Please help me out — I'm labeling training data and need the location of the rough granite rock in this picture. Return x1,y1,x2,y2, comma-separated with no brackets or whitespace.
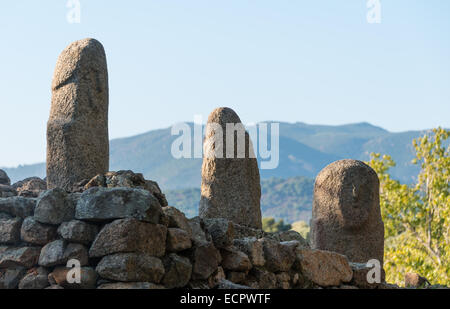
0,197,36,218
227,271,247,284
18,267,49,289
405,273,429,288
0,217,22,244
262,238,296,272
297,249,353,287
38,240,89,267
96,253,165,283
271,230,310,247
163,206,193,237
233,238,265,267
349,262,385,289
75,187,162,223
57,220,98,245
191,242,221,280
89,218,167,258
0,184,16,198
20,217,57,245
0,246,41,268
203,218,235,249
247,268,277,289
221,248,252,272
46,38,109,191
208,266,226,288
188,217,210,246
13,178,47,198
162,253,192,288
0,213,12,220
199,107,262,229
166,228,192,252
0,267,27,289
311,160,385,265
231,222,266,239
63,243,89,265
0,170,10,186
83,171,168,207
34,188,75,225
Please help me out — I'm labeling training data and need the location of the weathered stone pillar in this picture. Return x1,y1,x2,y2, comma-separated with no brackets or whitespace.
199,107,262,229
311,159,384,265
47,38,109,191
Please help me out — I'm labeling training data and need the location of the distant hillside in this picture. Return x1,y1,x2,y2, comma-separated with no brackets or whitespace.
260,176,314,223
164,188,200,218
2,122,431,189
165,176,314,224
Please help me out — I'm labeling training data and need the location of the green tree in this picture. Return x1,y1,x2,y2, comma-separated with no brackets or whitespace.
262,217,292,233
291,221,310,241
367,127,449,286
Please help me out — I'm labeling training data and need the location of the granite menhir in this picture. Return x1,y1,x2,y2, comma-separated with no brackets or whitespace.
199,107,262,229
47,38,109,191
311,159,384,265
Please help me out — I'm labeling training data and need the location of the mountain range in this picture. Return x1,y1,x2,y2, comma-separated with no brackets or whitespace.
2,121,427,189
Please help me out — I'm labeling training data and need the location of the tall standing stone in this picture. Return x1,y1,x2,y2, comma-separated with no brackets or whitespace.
199,107,262,229
311,159,384,265
47,38,109,191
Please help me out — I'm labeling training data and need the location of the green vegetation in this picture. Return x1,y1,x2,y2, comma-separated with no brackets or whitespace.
291,221,310,241
262,217,291,233
260,176,313,223
368,128,449,286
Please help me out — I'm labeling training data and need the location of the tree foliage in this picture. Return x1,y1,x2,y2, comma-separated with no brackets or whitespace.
262,217,292,233
291,220,310,241
367,127,449,286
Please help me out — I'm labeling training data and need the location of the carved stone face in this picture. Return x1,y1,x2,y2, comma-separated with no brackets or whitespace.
313,159,379,230
312,159,384,264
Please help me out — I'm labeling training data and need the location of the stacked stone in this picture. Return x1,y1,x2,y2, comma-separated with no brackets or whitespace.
184,215,363,289
13,178,47,198
0,172,47,199
0,168,400,289
0,170,14,198
0,170,176,289
0,183,96,289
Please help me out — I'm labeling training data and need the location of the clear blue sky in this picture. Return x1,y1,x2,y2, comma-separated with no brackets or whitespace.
0,1,449,167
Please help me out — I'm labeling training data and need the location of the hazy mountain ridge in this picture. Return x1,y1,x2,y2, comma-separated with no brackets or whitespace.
2,122,429,190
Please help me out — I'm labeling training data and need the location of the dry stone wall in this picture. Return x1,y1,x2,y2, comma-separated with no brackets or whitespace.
0,169,394,289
